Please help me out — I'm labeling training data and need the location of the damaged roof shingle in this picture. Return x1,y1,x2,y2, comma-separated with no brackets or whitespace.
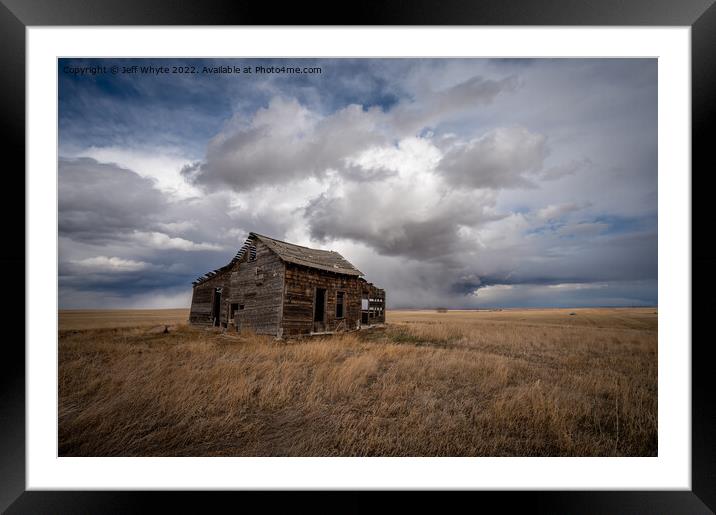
193,232,364,286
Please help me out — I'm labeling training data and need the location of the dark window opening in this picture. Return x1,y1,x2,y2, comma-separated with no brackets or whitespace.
249,245,257,261
314,288,326,322
239,304,245,310
336,291,345,318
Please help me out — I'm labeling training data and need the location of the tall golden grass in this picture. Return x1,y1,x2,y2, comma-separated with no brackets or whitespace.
58,308,657,456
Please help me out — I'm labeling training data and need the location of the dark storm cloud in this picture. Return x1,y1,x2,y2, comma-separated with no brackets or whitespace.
59,157,167,242
309,207,468,262
58,157,249,306
437,126,547,189
60,157,244,252
448,228,657,295
305,185,503,263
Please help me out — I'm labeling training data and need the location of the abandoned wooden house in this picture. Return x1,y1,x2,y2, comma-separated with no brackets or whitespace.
189,232,386,337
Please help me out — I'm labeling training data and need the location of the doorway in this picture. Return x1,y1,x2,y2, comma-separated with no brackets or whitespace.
313,287,326,332
211,288,222,327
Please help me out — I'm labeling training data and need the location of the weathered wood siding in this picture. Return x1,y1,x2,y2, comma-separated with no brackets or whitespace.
226,239,285,335
282,263,362,336
188,270,231,326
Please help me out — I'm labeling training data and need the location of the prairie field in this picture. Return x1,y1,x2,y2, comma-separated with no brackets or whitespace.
58,307,657,456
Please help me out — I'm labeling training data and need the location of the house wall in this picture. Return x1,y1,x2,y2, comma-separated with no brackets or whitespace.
282,263,362,336
362,282,386,324
226,238,285,335
188,270,231,326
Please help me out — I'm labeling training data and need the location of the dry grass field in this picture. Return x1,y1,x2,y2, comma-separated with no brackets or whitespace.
58,307,657,457
59,309,190,330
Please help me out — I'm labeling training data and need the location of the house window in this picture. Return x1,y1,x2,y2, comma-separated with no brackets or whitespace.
336,291,345,318
249,245,257,262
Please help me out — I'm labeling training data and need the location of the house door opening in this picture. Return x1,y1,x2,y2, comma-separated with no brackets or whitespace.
211,288,222,327
313,288,326,332
361,296,369,324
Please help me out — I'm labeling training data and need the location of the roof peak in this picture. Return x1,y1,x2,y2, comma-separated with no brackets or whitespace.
249,232,331,252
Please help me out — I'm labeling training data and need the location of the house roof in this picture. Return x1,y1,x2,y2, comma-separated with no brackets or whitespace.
250,232,363,276
193,232,364,285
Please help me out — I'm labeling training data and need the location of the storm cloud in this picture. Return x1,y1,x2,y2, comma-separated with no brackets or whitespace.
58,58,657,308
438,126,547,189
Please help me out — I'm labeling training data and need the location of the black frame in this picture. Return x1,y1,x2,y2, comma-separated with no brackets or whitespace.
3,1,713,512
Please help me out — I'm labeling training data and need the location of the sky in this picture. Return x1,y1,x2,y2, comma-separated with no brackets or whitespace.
58,58,657,309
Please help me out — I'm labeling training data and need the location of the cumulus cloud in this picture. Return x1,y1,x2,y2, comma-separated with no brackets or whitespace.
182,97,385,191
345,137,442,180
181,73,520,193
129,231,224,251
305,137,502,261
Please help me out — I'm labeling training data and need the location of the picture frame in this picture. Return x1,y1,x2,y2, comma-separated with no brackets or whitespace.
2,0,713,512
